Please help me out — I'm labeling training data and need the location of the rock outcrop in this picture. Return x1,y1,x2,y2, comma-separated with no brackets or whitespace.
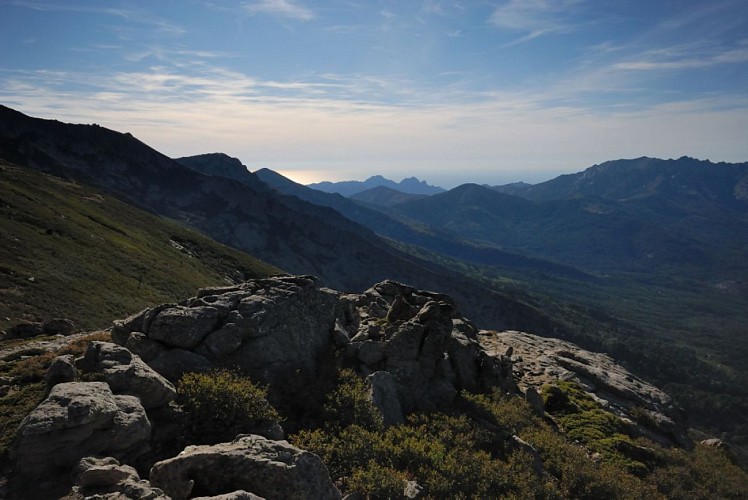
149,434,341,500
336,280,516,416
6,276,702,499
111,276,517,421
480,330,691,448
15,382,152,477
75,341,176,410
112,276,340,387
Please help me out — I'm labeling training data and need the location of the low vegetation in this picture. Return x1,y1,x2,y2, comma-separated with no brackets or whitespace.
0,161,279,333
177,369,280,445
290,369,748,499
392,240,748,457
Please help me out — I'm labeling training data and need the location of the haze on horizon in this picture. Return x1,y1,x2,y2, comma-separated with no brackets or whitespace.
1,0,747,188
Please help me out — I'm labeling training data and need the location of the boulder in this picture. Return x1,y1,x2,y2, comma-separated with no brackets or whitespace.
70,456,169,499
76,341,176,409
6,321,42,339
42,318,76,336
193,491,265,500
15,382,151,476
150,348,213,383
110,276,341,395
76,456,139,488
368,371,405,427
150,434,341,500
125,332,167,362
44,354,77,389
148,305,221,349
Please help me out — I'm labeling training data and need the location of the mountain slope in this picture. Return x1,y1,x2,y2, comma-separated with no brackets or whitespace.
497,156,748,208
0,106,562,334
348,185,428,207
251,166,592,280
394,178,748,281
0,160,279,332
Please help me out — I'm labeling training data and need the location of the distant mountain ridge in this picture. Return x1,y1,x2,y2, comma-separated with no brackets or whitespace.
308,174,445,196
254,166,594,281
391,157,748,279
492,156,748,208
349,185,428,207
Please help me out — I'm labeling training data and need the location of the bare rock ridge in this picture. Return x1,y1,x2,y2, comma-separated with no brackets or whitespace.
480,330,691,448
11,275,691,499
110,275,516,419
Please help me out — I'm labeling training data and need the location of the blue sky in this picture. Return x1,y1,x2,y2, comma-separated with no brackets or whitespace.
1,0,747,187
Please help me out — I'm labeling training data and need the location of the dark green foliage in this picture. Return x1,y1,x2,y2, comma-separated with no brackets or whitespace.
323,369,383,432
300,382,748,499
541,381,650,474
0,383,44,465
177,370,280,445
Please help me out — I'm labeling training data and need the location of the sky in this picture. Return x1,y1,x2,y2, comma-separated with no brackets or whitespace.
1,0,747,188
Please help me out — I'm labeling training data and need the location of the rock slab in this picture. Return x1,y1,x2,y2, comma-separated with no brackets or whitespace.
150,434,341,500
15,382,151,477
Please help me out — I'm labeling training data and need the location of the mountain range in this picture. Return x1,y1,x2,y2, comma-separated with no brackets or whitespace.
1,105,747,462
0,105,558,336
307,174,445,196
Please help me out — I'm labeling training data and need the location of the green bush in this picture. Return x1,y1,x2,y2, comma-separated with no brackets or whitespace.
177,369,280,445
293,377,748,498
323,369,383,432
346,460,409,499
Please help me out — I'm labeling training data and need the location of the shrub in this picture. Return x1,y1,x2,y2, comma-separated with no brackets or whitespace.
177,369,279,445
323,369,383,432
346,460,409,499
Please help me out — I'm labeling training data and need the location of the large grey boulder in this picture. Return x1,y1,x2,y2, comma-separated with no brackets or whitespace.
193,492,265,500
149,305,221,349
76,341,176,409
15,382,151,477
149,434,341,500
111,276,340,391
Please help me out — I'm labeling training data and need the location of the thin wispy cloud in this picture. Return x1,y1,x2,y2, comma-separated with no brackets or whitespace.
2,0,746,185
243,0,314,21
489,0,583,41
614,46,748,71
8,1,186,37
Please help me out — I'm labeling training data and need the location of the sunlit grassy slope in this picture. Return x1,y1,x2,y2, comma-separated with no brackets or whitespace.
0,161,280,332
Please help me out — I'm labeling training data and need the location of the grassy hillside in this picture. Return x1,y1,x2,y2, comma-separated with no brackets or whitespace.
0,161,280,332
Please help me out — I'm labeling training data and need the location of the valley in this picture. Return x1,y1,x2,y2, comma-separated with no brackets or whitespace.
0,106,746,497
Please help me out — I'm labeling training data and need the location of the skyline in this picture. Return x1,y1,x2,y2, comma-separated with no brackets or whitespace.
1,0,747,187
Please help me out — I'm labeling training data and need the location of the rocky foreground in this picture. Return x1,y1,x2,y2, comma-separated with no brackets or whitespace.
6,276,693,499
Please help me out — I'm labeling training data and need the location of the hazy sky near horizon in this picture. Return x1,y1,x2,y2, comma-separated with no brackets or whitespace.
1,0,747,187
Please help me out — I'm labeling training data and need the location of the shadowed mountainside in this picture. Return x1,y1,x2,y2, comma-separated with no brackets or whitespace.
0,160,280,332
348,185,428,207
0,106,561,334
